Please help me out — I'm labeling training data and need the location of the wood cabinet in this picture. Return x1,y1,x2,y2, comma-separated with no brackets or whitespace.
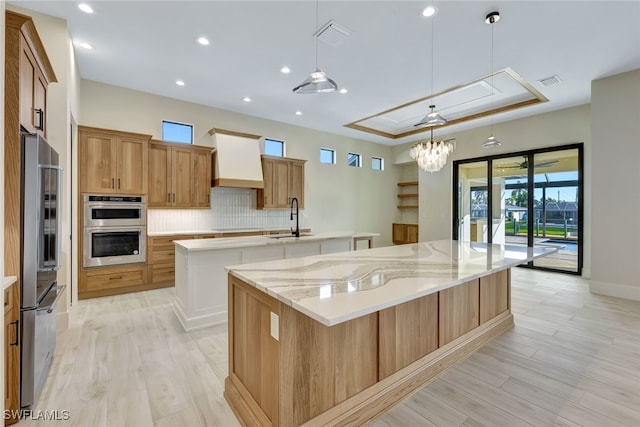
19,33,48,138
392,223,419,244
79,126,150,195
148,140,212,208
147,235,193,286
257,155,306,209
5,14,55,423
4,282,20,425
78,265,149,299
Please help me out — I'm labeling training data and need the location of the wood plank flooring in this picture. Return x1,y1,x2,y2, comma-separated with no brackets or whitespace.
20,268,640,426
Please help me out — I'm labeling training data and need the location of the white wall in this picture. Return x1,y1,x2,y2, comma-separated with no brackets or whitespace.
80,80,399,243
7,4,82,321
392,104,592,276
591,69,640,300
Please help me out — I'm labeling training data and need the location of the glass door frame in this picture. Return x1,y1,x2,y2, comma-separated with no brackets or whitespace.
452,143,584,275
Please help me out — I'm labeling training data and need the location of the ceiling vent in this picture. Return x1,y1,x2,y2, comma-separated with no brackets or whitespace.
314,20,351,47
538,74,562,86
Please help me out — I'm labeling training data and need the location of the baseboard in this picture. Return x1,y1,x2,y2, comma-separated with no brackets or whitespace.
590,280,640,301
172,298,227,331
56,311,69,331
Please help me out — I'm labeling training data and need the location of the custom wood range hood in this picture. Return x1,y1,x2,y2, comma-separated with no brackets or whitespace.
209,128,264,189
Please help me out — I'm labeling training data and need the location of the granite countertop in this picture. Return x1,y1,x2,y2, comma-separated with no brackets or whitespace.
174,231,375,251
3,276,17,291
227,240,556,327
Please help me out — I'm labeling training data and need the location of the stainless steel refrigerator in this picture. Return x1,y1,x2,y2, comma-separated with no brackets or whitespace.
20,132,65,409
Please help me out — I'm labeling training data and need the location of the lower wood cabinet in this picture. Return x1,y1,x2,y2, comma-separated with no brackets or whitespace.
392,223,419,244
4,281,20,425
147,235,193,286
79,265,148,299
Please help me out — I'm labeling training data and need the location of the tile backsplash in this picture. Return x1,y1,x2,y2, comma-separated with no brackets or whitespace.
147,187,302,232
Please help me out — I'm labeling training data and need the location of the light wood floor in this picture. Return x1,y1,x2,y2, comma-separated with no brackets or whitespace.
21,269,640,426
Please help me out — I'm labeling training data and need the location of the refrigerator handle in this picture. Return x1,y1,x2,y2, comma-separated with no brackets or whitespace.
55,167,63,271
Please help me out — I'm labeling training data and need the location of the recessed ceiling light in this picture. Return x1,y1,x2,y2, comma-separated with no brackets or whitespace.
295,111,302,116
280,66,291,74
421,6,437,17
176,80,185,86
339,88,348,94
78,3,94,14
243,97,251,102
195,36,210,46
78,42,93,50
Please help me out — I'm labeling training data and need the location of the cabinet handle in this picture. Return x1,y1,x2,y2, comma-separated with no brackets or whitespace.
264,196,267,204
112,178,115,189
10,320,19,346
173,193,176,203
109,276,123,280
34,108,44,130
167,193,171,203
207,194,210,203
168,270,175,274
118,178,121,189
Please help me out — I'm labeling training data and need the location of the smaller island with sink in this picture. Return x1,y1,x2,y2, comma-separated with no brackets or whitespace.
172,231,377,331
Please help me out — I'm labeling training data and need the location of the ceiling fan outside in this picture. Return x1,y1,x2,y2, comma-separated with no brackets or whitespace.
498,157,559,169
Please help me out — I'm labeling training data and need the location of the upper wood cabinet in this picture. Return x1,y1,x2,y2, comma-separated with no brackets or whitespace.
79,126,150,195
16,28,53,138
257,155,306,209
148,140,212,208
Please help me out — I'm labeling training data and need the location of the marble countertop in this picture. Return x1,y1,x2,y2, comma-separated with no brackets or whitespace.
3,276,17,291
227,240,556,327
174,231,378,252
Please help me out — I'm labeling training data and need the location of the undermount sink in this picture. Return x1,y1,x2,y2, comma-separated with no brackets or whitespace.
266,233,314,239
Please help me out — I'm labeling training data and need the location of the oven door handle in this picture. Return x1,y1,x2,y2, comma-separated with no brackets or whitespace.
36,285,66,313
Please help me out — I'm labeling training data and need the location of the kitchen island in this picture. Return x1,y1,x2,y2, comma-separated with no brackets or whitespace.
173,231,377,331
224,240,556,426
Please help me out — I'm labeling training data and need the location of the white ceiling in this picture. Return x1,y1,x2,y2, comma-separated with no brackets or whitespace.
10,1,640,146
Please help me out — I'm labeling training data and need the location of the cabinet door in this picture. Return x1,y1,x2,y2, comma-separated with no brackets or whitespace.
406,224,419,243
172,147,193,207
148,143,172,207
4,284,20,425
272,160,290,207
288,161,305,208
34,72,47,138
81,132,118,193
117,136,148,194
392,223,406,244
19,38,36,134
192,150,211,207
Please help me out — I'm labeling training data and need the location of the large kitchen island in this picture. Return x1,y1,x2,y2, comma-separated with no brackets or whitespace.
224,240,556,426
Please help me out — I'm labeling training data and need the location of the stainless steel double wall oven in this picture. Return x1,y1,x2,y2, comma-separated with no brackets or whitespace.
83,195,147,268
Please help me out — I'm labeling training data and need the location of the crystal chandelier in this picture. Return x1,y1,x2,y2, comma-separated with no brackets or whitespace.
409,126,455,173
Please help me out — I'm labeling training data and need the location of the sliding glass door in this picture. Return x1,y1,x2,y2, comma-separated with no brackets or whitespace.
453,144,583,275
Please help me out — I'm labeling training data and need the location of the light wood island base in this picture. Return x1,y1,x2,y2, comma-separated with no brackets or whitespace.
225,269,513,427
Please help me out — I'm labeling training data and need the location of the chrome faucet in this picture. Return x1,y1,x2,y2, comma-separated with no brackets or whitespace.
290,197,300,237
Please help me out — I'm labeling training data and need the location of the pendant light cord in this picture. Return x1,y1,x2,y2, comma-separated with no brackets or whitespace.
490,16,495,136
315,0,319,69
430,9,434,114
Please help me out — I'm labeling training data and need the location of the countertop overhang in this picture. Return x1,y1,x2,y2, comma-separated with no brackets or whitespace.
227,240,556,326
